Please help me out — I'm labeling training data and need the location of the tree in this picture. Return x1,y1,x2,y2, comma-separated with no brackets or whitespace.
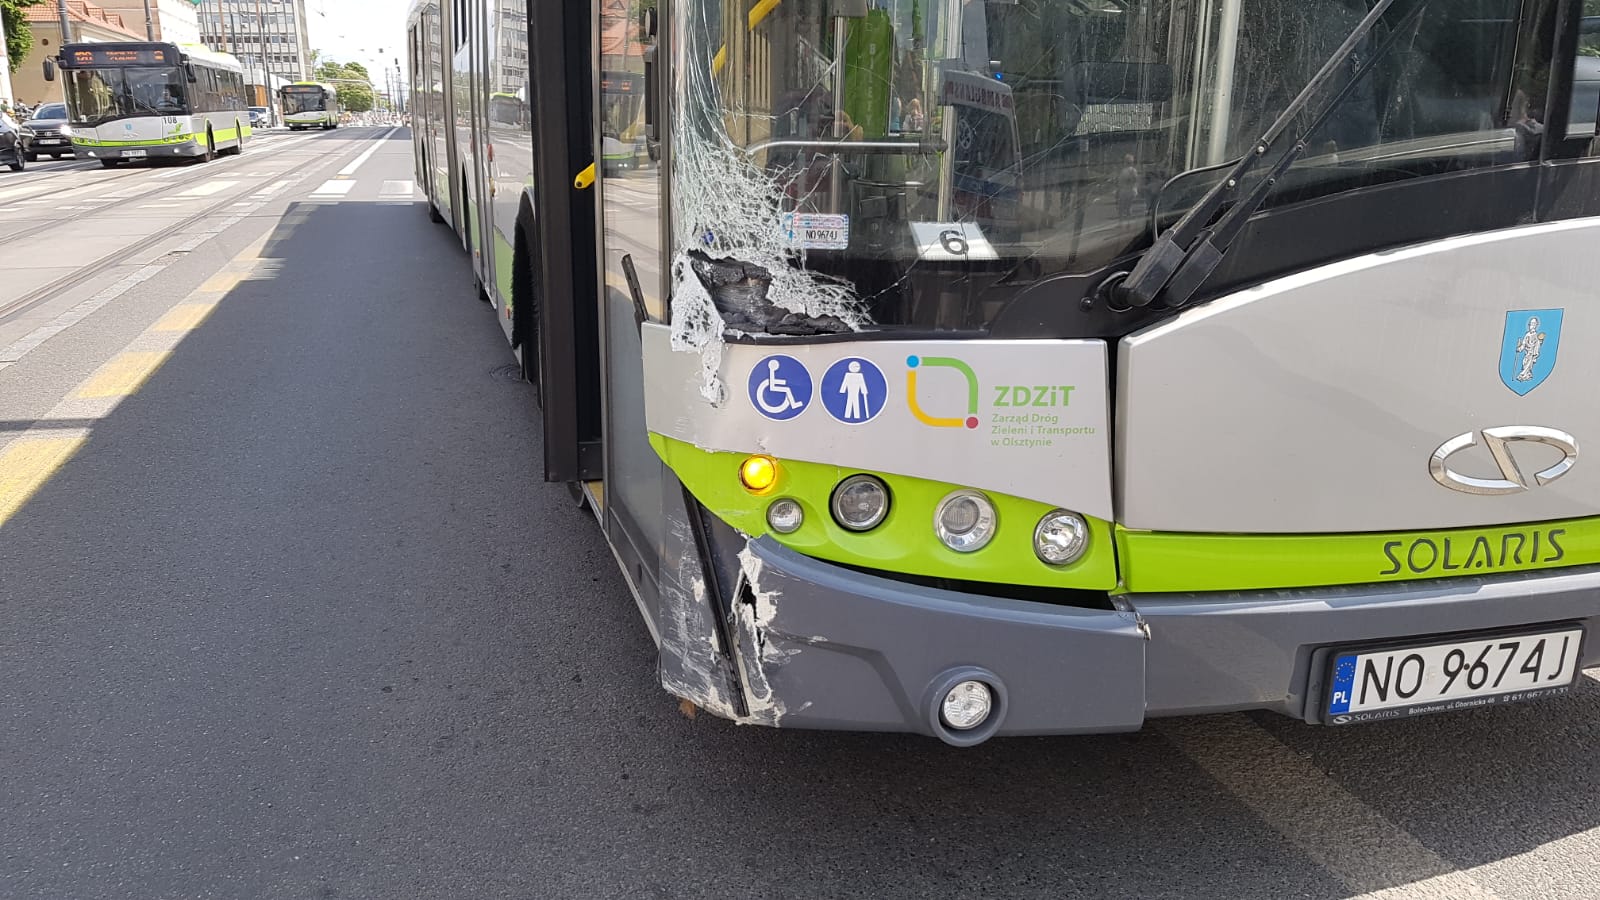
335,81,374,113
2,0,47,76
312,59,377,113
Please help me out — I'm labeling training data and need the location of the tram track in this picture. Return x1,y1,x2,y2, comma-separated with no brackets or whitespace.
0,129,370,327
0,131,319,246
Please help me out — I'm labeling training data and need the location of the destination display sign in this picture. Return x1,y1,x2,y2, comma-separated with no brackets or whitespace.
65,46,176,67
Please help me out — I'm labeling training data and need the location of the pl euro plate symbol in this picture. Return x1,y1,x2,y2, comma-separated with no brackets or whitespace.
1430,426,1578,495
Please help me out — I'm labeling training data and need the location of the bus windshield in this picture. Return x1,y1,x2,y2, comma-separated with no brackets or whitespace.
64,66,188,125
282,90,329,114
683,0,1541,329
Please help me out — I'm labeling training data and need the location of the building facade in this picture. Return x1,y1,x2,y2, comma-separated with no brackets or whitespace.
198,0,311,82
12,1,146,106
96,0,203,45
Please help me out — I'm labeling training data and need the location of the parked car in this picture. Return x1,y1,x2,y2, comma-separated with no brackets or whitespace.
0,112,30,172
23,103,72,160
248,106,270,129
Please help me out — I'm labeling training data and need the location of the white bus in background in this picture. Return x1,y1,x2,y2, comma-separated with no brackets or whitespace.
280,83,342,130
48,42,250,167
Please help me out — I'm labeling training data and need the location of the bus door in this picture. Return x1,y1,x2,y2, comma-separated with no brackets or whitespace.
524,0,604,490
466,0,493,292
595,0,670,619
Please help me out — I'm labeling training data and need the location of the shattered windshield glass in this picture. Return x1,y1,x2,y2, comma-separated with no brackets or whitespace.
672,0,1535,334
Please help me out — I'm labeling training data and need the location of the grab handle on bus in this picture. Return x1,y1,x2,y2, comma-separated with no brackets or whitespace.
574,163,596,190
641,7,658,143
643,44,658,143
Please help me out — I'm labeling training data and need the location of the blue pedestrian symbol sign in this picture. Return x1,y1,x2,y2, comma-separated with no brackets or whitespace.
820,357,886,424
1499,308,1562,396
748,355,812,420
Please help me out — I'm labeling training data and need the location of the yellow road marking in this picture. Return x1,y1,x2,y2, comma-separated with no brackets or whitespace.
197,269,247,294
76,351,172,399
150,303,219,332
0,437,87,527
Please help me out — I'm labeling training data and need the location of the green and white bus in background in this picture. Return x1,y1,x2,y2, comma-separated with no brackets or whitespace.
280,83,341,130
412,0,1600,744
49,42,250,167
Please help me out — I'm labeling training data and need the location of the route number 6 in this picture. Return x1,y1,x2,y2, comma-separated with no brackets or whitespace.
939,229,969,256
911,222,999,261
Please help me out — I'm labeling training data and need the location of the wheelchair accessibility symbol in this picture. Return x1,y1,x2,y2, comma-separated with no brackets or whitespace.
747,355,813,421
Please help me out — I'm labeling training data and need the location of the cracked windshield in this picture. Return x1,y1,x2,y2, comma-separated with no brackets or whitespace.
682,0,1533,329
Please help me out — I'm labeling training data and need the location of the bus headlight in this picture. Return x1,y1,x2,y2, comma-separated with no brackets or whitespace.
766,498,804,534
934,490,996,552
830,475,889,532
58,125,72,136
1033,509,1089,565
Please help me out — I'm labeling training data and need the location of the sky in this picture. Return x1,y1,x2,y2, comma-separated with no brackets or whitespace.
303,0,410,85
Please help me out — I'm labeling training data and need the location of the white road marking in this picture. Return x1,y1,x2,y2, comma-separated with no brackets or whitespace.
252,179,291,198
137,203,184,209
311,180,355,197
335,127,399,176
380,180,415,197
1160,717,1499,898
177,180,237,197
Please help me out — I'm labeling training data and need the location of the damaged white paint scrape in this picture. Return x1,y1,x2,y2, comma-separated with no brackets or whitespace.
731,544,796,726
668,2,869,406
655,516,743,720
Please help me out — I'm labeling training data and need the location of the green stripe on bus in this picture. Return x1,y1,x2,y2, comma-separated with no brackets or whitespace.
74,136,194,146
650,434,1119,590
1116,515,1600,593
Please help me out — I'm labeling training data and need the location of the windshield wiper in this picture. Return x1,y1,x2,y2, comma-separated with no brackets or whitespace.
1107,0,1422,312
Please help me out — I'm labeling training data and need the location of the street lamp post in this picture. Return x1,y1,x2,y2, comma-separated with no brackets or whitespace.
142,0,155,40
56,0,73,45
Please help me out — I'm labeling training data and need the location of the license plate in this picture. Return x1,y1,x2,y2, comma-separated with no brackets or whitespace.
124,150,147,158
1326,625,1585,724
39,138,62,144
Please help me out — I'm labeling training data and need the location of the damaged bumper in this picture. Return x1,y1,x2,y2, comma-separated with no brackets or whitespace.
708,538,1600,743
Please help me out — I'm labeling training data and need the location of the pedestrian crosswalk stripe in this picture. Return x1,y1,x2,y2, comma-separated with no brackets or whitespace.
312,179,356,197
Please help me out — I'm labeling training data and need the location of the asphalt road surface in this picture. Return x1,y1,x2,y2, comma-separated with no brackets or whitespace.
1,128,1597,900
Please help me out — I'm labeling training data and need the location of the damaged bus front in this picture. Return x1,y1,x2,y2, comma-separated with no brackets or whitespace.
421,0,1600,744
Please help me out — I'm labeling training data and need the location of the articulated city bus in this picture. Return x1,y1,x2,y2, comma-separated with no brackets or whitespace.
48,42,251,167
410,0,1600,744
280,83,341,130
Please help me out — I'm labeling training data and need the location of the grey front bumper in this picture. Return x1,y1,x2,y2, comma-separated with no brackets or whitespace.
78,141,203,160
725,538,1600,741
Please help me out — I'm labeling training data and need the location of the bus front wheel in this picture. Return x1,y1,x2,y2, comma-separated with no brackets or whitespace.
201,131,216,163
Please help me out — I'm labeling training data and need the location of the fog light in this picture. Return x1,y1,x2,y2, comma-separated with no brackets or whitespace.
1034,509,1089,565
766,498,804,534
934,489,996,552
940,680,992,730
830,474,889,531
739,455,779,493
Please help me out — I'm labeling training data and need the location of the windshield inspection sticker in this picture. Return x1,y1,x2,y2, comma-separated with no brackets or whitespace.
748,355,812,420
781,213,850,250
820,357,887,424
910,222,998,261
